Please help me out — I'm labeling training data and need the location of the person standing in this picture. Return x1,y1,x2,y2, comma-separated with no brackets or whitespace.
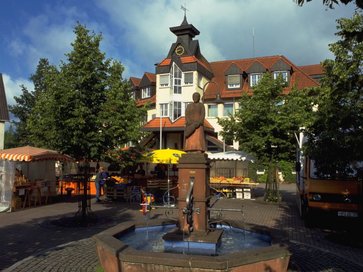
95,167,106,202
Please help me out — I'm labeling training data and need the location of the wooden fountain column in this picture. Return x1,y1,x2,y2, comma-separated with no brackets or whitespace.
178,153,210,233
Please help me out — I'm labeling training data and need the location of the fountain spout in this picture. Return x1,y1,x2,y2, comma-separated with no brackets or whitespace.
182,176,195,233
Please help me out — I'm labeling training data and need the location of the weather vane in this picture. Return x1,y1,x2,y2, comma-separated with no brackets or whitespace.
181,0,188,17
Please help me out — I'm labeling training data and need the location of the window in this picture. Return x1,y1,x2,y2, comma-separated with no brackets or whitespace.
273,71,288,82
223,103,233,116
184,72,193,85
173,63,182,94
159,74,170,87
141,87,151,98
160,103,168,117
208,104,218,117
250,73,262,87
173,101,182,120
227,75,241,88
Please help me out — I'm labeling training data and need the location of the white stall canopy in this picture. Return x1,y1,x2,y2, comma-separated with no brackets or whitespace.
207,151,254,178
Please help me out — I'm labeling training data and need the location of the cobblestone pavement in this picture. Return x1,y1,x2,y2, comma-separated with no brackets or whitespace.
1,184,363,272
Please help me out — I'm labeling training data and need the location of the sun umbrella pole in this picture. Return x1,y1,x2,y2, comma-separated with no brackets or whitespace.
167,163,170,206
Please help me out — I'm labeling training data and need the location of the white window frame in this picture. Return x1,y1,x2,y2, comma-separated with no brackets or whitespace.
159,74,170,87
250,73,262,87
207,104,218,117
160,103,169,117
183,72,193,85
273,71,288,82
172,101,182,120
172,63,182,94
141,87,151,99
227,75,241,89
223,103,234,116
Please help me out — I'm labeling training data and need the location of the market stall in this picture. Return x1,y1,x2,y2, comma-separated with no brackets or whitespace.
0,145,72,211
208,151,257,199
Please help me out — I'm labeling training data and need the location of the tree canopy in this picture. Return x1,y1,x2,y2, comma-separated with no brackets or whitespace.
218,73,317,201
11,23,146,162
218,74,316,164
305,12,363,177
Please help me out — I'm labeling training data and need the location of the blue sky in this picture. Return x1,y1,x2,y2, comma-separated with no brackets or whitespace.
0,0,357,105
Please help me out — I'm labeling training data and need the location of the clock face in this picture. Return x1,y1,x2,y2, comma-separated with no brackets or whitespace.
175,45,184,56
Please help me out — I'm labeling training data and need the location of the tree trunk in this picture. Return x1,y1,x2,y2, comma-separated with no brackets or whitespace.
264,161,281,202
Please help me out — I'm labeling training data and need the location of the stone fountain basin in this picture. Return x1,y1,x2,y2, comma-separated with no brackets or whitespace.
94,219,291,272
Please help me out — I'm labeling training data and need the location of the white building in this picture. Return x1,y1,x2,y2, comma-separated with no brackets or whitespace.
130,16,323,152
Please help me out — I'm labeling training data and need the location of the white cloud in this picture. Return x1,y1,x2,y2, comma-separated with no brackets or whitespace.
2,0,356,83
2,74,34,106
96,0,355,76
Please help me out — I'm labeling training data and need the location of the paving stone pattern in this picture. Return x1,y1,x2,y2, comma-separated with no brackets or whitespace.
1,184,362,272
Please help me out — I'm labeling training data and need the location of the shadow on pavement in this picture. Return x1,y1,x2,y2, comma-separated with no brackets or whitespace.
0,200,144,270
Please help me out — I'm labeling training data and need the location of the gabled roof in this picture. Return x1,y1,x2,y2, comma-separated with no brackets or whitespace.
143,117,214,132
203,55,321,100
130,77,141,87
144,72,156,83
0,74,9,121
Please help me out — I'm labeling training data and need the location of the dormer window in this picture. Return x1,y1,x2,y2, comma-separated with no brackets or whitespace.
183,72,193,85
141,87,151,99
159,74,170,87
273,71,288,82
250,73,262,87
227,75,241,89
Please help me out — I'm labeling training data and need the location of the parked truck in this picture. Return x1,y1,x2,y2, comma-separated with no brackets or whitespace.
295,132,362,223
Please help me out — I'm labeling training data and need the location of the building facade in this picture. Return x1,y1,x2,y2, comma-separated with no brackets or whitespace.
130,16,324,152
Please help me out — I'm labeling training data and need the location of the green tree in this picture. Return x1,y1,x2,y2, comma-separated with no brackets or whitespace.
24,24,145,161
219,74,316,201
99,61,146,155
23,23,145,221
305,12,363,177
4,123,17,148
9,58,58,146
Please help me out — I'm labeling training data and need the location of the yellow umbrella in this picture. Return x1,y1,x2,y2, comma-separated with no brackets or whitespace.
143,149,186,206
145,149,186,164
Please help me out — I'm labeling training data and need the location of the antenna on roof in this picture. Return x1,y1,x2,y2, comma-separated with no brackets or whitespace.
252,28,255,58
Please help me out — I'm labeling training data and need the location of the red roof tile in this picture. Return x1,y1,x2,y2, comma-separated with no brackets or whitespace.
130,77,141,87
298,64,324,76
136,95,156,106
158,55,212,73
145,72,156,83
159,58,171,66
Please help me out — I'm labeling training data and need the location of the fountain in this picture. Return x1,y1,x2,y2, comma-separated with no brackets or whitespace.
94,92,290,271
